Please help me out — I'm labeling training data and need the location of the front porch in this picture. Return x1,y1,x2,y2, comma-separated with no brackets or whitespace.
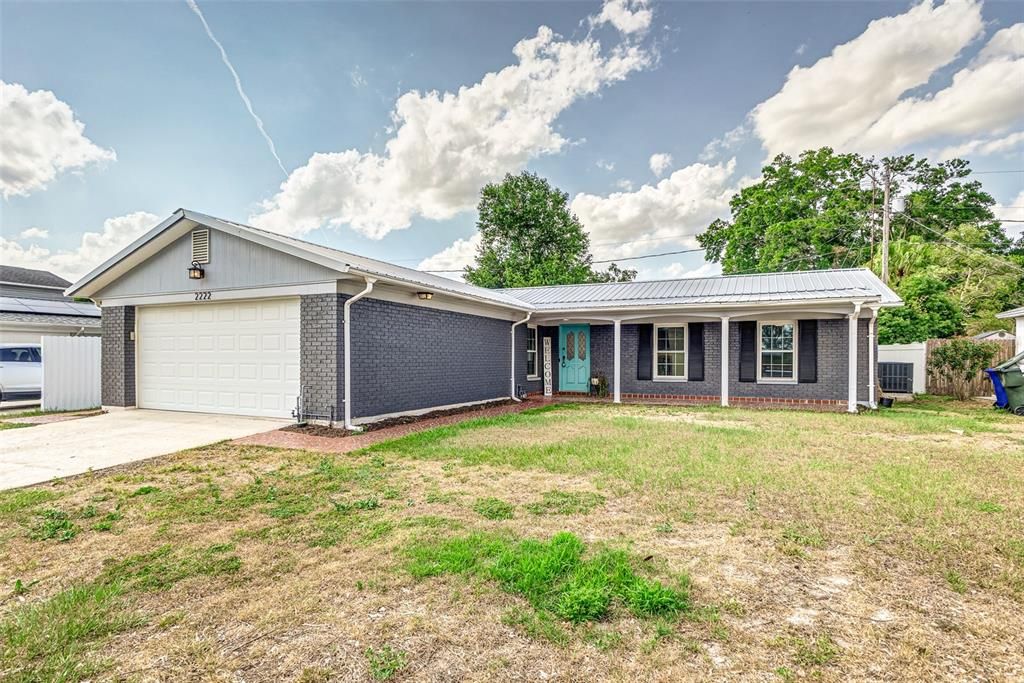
517,303,880,413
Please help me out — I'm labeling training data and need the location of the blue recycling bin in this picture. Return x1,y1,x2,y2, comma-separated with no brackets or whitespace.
986,368,1009,409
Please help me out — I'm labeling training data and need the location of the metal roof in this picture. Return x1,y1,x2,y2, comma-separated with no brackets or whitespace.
0,311,101,327
66,209,901,314
501,269,901,310
997,306,1024,319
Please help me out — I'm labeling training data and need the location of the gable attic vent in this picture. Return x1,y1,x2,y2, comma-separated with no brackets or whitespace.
191,229,210,264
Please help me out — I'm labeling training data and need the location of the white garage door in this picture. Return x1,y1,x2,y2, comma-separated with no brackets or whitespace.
137,298,300,418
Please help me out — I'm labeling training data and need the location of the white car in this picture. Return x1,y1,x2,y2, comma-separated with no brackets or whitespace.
0,344,42,401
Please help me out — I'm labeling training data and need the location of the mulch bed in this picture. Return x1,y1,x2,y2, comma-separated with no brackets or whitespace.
280,399,519,438
235,399,537,454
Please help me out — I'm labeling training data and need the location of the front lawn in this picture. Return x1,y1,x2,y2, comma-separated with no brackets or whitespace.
1,398,1021,681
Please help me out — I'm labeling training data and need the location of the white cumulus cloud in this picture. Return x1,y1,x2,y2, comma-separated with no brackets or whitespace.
648,152,673,176
856,31,1024,153
417,233,481,277
571,159,737,256
251,5,652,240
591,0,653,36
995,190,1024,239
0,211,159,280
975,23,1024,63
751,0,985,158
18,227,50,240
0,81,116,199
937,130,1024,161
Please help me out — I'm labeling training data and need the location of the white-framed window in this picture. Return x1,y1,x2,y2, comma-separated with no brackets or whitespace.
758,321,797,382
526,325,539,378
653,324,687,380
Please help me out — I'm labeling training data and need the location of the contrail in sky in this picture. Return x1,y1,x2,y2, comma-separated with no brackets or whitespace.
185,0,287,176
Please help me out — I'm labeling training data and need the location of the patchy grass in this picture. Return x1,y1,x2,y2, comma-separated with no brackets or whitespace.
0,582,142,682
0,397,1021,680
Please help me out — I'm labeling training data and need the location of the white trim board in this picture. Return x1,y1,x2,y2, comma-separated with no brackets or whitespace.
97,281,337,308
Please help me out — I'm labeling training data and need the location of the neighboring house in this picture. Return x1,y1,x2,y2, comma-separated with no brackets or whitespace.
996,307,1024,355
0,265,101,343
972,330,1016,343
66,209,902,425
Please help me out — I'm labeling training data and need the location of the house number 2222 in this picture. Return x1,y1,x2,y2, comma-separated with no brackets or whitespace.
194,291,212,301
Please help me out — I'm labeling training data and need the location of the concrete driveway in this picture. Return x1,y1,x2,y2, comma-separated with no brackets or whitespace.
0,410,285,490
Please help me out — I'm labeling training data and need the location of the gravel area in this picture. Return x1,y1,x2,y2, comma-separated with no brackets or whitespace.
233,399,539,453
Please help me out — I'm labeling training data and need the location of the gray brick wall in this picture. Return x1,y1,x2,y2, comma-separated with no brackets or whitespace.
101,305,135,407
299,294,344,419
516,317,875,404
348,298,511,418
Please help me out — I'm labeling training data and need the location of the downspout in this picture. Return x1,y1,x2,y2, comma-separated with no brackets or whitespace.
510,311,532,402
344,277,376,431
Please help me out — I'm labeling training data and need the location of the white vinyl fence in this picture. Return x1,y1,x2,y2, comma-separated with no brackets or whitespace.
41,335,101,411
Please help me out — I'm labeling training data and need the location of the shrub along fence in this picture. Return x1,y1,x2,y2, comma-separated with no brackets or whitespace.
925,338,1015,397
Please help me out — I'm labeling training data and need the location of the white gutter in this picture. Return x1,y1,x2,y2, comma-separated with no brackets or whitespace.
344,277,376,430
510,312,532,401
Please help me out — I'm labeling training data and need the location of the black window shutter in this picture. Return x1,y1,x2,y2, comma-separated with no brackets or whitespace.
798,320,818,383
738,321,757,383
637,324,653,381
688,323,704,382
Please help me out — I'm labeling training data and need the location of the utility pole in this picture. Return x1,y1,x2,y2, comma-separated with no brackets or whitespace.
881,162,891,285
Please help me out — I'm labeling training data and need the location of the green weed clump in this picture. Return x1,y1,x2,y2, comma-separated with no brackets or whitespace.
525,490,604,516
473,497,515,520
406,531,689,625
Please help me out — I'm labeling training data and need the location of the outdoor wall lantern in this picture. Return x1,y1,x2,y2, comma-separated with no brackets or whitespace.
188,261,205,280
416,291,433,300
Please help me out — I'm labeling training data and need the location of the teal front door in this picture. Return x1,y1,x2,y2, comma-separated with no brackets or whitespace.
559,324,591,392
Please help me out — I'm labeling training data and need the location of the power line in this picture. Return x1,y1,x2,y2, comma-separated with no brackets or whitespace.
971,170,1024,175
592,247,706,264
900,213,1024,276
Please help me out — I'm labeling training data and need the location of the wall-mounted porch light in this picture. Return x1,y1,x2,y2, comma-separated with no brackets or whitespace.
188,261,205,280
416,291,433,301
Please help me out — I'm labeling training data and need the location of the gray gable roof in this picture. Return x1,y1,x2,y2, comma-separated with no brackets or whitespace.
501,269,901,310
0,265,71,289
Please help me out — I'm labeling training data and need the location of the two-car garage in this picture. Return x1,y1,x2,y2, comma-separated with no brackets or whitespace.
136,298,300,418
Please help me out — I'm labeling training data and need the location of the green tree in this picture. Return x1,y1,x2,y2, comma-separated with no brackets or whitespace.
877,274,964,344
464,172,636,288
698,149,1005,275
927,338,1001,401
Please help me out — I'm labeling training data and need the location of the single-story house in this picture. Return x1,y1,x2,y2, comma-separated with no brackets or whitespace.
996,306,1024,355
66,209,901,426
972,329,1016,343
0,265,101,343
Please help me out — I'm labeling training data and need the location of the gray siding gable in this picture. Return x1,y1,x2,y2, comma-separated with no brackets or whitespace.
95,228,342,299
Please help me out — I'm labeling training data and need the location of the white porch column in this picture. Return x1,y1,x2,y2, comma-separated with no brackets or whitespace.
847,303,862,413
867,307,878,409
720,316,730,407
613,319,622,404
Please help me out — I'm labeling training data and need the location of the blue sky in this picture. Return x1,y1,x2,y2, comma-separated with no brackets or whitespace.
2,0,1022,282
